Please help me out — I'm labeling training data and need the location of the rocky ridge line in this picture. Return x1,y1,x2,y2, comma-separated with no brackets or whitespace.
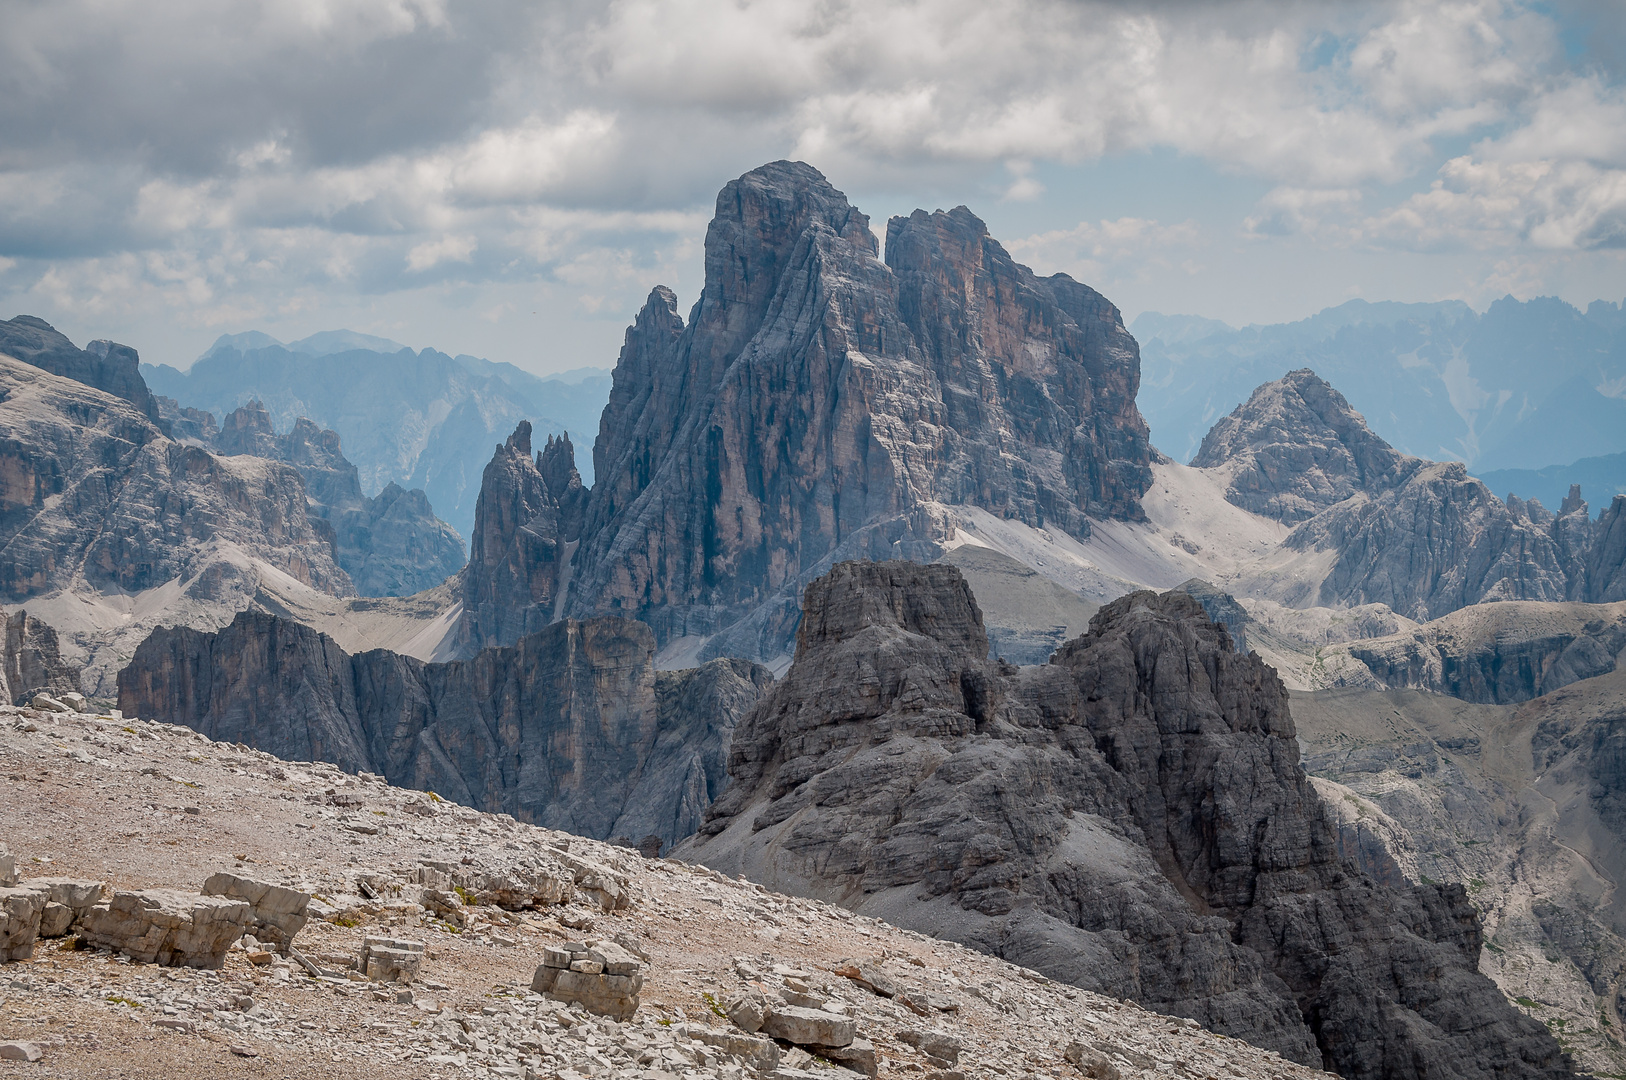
681,559,1571,1080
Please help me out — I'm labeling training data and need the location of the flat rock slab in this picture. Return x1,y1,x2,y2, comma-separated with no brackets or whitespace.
761,1005,856,1049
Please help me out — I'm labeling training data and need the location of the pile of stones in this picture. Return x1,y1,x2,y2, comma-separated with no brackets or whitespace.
531,938,645,1021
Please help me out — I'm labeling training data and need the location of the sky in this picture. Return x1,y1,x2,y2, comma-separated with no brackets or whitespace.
2,0,1625,376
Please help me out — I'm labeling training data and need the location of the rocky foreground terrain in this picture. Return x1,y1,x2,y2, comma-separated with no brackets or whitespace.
0,699,1337,1080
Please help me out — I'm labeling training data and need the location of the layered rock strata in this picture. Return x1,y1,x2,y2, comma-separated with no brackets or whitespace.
1201,369,1626,619
213,400,465,596
0,316,163,425
458,161,1154,660
117,611,771,846
0,348,351,603
1,610,80,706
680,560,1568,1080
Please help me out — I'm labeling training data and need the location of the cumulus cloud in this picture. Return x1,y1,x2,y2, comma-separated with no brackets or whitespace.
0,0,1622,360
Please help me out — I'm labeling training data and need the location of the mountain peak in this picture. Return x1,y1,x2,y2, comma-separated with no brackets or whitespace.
1193,368,1415,523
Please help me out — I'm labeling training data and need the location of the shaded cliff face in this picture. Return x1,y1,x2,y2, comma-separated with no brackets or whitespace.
0,354,351,602
0,316,163,426
117,610,771,848
213,401,466,597
1,610,80,705
458,161,1153,660
1339,600,1626,704
679,560,1568,1080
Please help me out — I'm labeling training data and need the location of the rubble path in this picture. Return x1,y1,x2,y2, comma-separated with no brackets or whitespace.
0,703,1332,1080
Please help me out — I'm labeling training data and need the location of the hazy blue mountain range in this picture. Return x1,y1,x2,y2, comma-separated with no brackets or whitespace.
1477,450,1626,516
1132,295,1626,474
144,333,612,541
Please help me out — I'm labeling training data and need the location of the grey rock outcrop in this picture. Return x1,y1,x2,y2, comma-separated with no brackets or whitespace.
0,350,351,603
0,316,163,425
76,889,250,968
1,610,80,705
200,873,310,952
681,560,1568,1080
117,611,771,846
1193,368,1414,523
1342,600,1626,704
213,400,465,596
457,161,1154,661
1201,370,1626,621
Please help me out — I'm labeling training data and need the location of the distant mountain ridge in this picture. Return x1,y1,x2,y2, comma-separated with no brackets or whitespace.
143,337,613,539
1134,295,1626,470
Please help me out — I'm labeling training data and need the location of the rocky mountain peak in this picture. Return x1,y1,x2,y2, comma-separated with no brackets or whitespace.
460,161,1154,661
1562,482,1589,517
684,559,1569,1079
0,315,163,426
1193,368,1415,522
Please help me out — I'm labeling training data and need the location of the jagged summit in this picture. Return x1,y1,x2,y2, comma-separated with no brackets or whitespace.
1193,368,1416,522
459,160,1155,661
681,559,1570,1079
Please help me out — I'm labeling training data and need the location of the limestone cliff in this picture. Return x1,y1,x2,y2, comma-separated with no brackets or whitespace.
680,560,1569,1080
1200,370,1623,621
213,401,465,597
0,316,163,425
457,161,1153,660
117,611,771,848
1,610,80,705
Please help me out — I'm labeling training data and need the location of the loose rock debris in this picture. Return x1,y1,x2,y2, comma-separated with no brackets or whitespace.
0,700,1335,1079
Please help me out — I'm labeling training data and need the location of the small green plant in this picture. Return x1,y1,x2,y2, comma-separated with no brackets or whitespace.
701,991,728,1020
428,791,443,803
1468,878,1488,890
331,913,363,928
1516,996,1540,1008
372,810,387,816
454,885,479,906
105,996,143,1008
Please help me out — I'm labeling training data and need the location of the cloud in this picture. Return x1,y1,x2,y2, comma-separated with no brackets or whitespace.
0,0,1622,362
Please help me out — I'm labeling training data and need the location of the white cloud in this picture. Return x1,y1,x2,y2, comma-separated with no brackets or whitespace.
406,233,477,271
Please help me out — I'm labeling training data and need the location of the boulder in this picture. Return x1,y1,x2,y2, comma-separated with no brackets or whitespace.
201,872,310,951
723,987,770,1033
30,693,73,714
531,938,644,1020
359,936,424,983
59,691,90,712
818,1036,878,1077
0,1041,43,1062
761,1005,856,1049
688,1026,781,1074
898,1028,963,1067
76,890,250,968
0,886,47,961
0,847,16,888
27,878,106,937
832,958,897,998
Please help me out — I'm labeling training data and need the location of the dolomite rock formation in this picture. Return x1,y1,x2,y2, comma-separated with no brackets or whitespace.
213,400,465,596
0,348,352,603
200,873,310,952
117,611,771,847
457,161,1154,661
76,889,251,968
1193,368,1414,524
1201,369,1626,621
680,560,1568,1080
532,940,645,1020
1340,600,1626,704
1,610,80,706
0,316,162,425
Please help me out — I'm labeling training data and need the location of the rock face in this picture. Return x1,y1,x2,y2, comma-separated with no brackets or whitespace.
457,161,1154,661
680,560,1568,1080
76,889,250,968
1,610,80,705
1339,600,1626,704
0,350,351,604
213,400,465,596
117,611,771,847
1202,370,1626,621
0,316,162,425
1193,369,1413,523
